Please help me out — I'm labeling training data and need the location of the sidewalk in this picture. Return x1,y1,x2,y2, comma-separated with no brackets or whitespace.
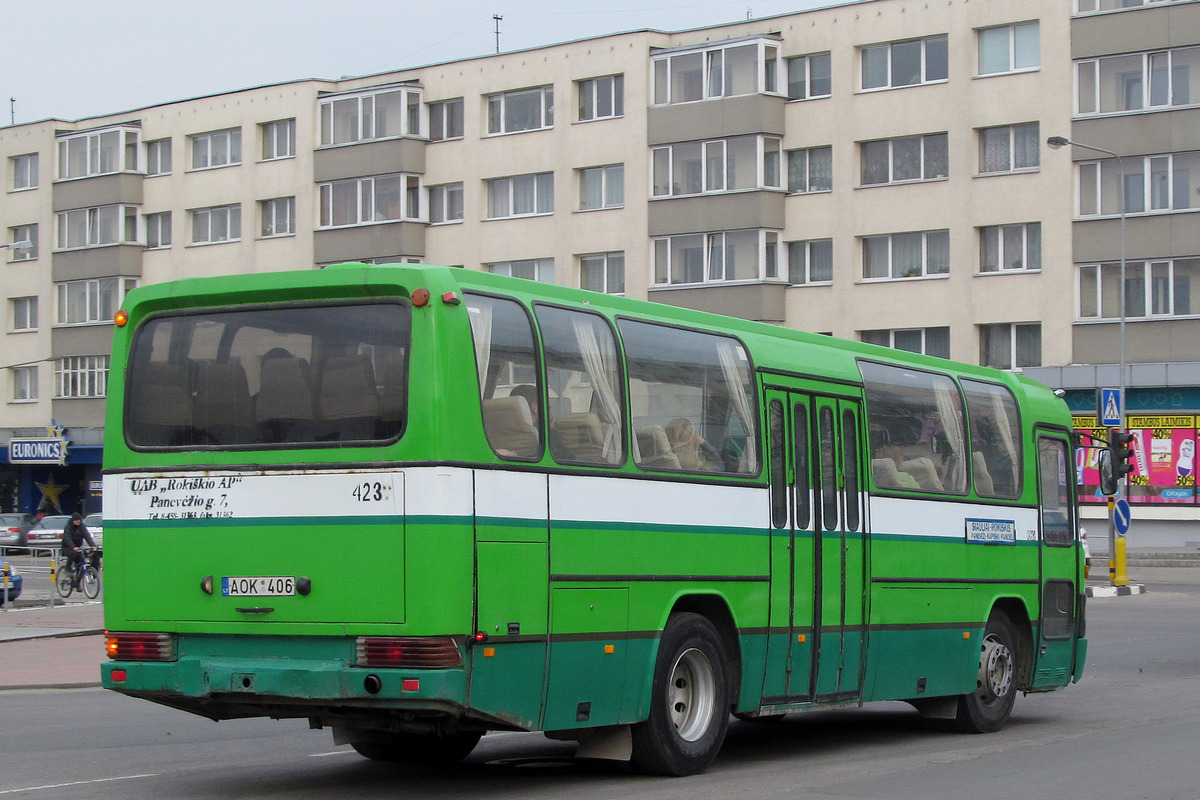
0,601,105,689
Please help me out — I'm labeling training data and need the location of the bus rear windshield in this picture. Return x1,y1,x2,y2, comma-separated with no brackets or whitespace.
124,302,410,448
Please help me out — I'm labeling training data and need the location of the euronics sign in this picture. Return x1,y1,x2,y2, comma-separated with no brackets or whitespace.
8,438,68,464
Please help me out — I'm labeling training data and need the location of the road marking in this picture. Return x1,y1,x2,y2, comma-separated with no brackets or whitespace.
0,773,155,795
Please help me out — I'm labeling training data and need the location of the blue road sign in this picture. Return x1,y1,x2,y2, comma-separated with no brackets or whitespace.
1100,388,1123,427
1113,497,1132,535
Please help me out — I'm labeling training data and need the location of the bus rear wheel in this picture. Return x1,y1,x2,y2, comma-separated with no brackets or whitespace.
955,610,1018,733
349,730,483,765
631,612,730,776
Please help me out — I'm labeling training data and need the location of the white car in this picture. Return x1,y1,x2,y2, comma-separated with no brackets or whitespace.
84,513,104,548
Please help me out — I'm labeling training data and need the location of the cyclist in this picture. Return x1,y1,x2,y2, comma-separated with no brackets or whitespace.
62,513,96,588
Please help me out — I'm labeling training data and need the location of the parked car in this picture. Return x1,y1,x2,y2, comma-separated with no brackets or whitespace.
0,560,22,605
0,513,35,549
84,513,103,548
25,514,70,554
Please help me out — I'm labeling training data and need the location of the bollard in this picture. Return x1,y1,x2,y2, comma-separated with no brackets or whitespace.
1113,534,1129,586
2,560,8,608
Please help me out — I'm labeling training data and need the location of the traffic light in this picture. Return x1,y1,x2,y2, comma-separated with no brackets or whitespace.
1109,430,1136,479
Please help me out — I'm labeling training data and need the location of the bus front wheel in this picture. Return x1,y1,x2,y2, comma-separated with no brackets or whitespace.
631,612,730,776
955,610,1018,733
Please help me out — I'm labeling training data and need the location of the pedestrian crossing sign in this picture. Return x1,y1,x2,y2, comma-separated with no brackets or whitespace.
1099,388,1122,427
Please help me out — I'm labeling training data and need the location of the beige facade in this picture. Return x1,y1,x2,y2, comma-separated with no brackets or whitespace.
4,0,1198,537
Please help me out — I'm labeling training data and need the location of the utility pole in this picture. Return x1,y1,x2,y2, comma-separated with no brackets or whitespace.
494,15,503,54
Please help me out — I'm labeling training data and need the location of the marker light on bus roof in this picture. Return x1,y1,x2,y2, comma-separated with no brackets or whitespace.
441,291,461,305
411,288,431,307
114,309,128,327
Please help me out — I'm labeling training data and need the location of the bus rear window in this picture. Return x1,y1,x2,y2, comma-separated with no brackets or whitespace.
125,302,410,448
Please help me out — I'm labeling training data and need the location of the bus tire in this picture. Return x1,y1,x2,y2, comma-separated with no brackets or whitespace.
955,610,1018,733
631,612,730,776
350,730,482,765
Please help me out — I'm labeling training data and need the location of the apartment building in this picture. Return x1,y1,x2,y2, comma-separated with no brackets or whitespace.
2,0,1195,541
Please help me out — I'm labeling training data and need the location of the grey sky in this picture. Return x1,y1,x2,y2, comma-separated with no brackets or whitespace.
6,0,837,125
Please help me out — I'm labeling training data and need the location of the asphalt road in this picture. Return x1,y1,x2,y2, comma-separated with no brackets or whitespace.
2,580,1198,799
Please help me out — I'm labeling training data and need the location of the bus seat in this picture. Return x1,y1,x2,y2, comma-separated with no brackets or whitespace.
973,451,996,496
902,457,944,491
256,356,315,442
554,411,604,463
316,355,381,440
130,362,193,445
193,362,254,444
872,457,902,489
635,425,681,470
482,396,540,458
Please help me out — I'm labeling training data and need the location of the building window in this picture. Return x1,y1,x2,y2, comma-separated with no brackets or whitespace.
260,197,295,237
261,119,296,160
11,296,37,332
145,212,171,249
190,128,241,170
578,75,624,121
320,86,422,145
57,126,138,179
787,239,833,284
10,153,38,190
580,252,625,294
1077,0,1196,11
979,323,1040,369
319,174,420,227
56,355,109,398
56,277,136,326
8,224,37,261
978,21,1039,76
653,135,782,197
862,327,950,358
145,139,171,176
1078,257,1200,320
863,230,950,280
652,39,781,105
579,164,624,210
653,229,781,285
1076,46,1199,115
12,365,37,401
487,86,554,135
787,146,832,193
1078,152,1200,216
56,205,137,250
429,99,464,141
428,183,464,223
860,133,947,185
486,173,554,218
980,223,1041,273
861,36,948,90
786,52,831,100
978,122,1039,174
487,258,555,283
191,204,241,244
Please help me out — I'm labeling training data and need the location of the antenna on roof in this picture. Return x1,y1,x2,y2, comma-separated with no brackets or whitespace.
746,7,753,20
494,15,503,54
9,98,14,126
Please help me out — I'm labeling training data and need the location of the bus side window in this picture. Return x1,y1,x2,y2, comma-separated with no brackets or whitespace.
465,293,544,460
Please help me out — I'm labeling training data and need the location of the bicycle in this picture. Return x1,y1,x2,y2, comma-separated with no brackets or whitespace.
56,547,101,600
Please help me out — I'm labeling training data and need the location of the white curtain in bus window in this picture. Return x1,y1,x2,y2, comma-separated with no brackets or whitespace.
860,360,967,494
465,293,542,460
961,379,1023,499
618,319,758,475
533,305,625,466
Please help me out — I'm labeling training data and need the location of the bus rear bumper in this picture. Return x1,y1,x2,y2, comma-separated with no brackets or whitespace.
101,658,470,721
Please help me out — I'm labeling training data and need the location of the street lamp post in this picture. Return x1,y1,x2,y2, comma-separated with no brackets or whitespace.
1047,135,1129,586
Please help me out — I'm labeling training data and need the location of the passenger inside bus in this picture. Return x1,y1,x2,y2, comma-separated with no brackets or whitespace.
665,418,723,472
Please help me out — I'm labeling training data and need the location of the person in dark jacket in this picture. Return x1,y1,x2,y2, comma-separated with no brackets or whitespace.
62,513,96,587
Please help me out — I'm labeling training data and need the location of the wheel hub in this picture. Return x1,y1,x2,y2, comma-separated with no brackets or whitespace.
977,633,1014,706
668,647,716,742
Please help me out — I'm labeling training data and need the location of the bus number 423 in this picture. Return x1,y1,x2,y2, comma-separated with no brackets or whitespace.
352,481,388,502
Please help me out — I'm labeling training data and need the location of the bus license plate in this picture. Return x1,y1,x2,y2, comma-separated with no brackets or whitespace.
221,576,295,597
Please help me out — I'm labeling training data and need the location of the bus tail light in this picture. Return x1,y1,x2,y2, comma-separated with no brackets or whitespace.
355,636,462,668
106,632,177,662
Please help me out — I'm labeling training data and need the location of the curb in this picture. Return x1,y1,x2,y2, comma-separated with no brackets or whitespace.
1086,583,1146,597
0,681,102,691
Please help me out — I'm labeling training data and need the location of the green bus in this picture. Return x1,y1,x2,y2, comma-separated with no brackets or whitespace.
100,264,1086,776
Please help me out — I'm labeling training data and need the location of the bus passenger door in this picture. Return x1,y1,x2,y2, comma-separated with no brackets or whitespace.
812,398,866,701
763,392,816,703
1033,433,1081,688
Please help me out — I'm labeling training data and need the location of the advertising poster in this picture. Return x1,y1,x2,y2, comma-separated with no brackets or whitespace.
1074,415,1196,504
